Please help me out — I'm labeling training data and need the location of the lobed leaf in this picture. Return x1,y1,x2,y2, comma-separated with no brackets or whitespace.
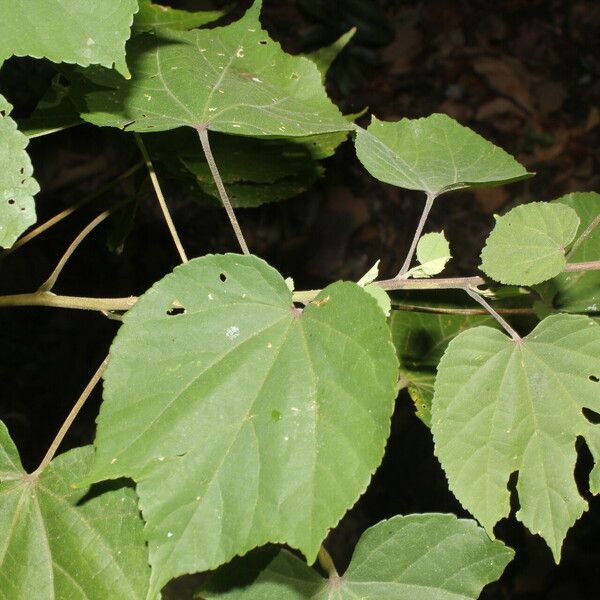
0,0,138,76
432,314,600,560
354,113,532,196
0,95,39,248
199,514,514,599
480,202,580,285
0,421,151,600
78,0,352,136
86,254,399,596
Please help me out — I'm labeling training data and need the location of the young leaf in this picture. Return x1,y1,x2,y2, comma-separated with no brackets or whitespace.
0,421,151,600
390,309,496,427
0,95,39,248
431,314,600,561
133,0,224,33
480,202,580,285
0,0,138,76
354,113,532,196
199,514,513,599
86,254,399,595
405,231,451,278
536,192,600,313
78,0,352,136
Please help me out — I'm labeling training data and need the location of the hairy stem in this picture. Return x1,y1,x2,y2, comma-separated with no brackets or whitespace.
397,191,436,278
566,213,600,260
0,292,136,311
32,355,109,476
317,545,338,578
38,207,115,292
4,161,143,256
464,287,522,342
135,133,188,263
196,126,250,255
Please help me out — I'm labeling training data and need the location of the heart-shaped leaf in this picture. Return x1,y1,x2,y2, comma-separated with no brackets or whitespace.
0,95,39,248
480,202,580,285
199,514,513,599
354,114,532,196
78,0,352,136
0,421,151,600
432,314,600,560
0,0,138,76
406,231,451,278
86,254,399,595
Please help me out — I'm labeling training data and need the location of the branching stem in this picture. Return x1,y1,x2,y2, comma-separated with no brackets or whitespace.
464,287,522,342
196,125,250,255
135,133,188,263
397,191,436,278
32,355,109,476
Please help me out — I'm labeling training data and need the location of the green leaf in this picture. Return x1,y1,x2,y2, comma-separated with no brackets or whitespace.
0,0,138,77
363,284,391,317
480,202,580,286
406,231,451,278
354,113,532,196
0,421,151,600
391,309,496,427
431,314,600,561
200,514,513,599
304,29,356,80
536,192,600,313
0,95,39,248
78,0,352,136
86,254,399,595
133,0,224,33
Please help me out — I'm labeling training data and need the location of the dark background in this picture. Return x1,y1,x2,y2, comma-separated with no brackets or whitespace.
1,1,599,598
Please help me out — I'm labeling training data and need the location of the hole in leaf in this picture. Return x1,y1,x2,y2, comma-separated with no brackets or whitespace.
219,273,227,282
290,73,299,80
259,40,267,45
583,407,600,424
167,306,185,316
293,301,304,309
7,199,15,205
19,167,24,175
589,375,599,383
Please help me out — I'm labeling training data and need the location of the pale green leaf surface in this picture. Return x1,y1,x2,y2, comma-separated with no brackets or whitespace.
354,114,532,196
133,0,223,33
432,314,600,561
0,0,138,76
87,254,399,596
536,192,600,313
200,514,513,600
480,202,580,285
304,29,356,80
0,422,151,600
390,309,496,427
357,260,380,286
0,96,39,248
364,283,391,317
79,0,352,136
406,231,451,278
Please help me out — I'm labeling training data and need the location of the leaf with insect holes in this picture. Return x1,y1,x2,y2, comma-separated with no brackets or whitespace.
0,95,39,248
77,0,352,136
406,231,451,278
0,421,152,600
535,192,600,313
85,254,399,596
354,114,532,196
133,0,224,33
198,514,513,600
480,202,580,285
432,314,600,561
390,308,497,427
0,0,138,76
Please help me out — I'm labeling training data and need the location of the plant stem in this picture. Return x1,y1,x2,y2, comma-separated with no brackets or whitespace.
32,355,109,476
563,259,600,271
38,207,115,292
397,191,436,278
3,161,143,256
464,287,522,342
196,125,250,255
566,213,600,260
390,303,534,316
317,545,338,578
135,133,188,263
